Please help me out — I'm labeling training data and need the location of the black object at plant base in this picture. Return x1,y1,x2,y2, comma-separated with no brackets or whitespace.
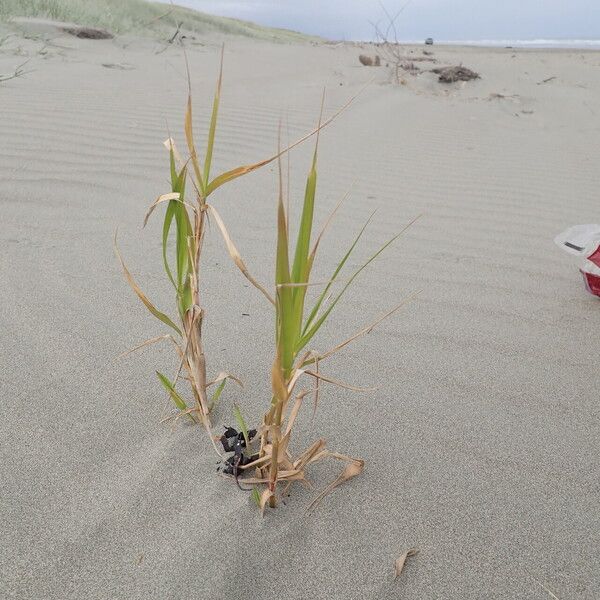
219,427,258,478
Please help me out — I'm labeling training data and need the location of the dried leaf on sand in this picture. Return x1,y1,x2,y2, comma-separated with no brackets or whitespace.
394,548,419,580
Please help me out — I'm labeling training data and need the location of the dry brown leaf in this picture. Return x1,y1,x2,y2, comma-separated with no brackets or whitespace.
205,204,275,305
293,439,327,470
307,456,364,511
306,290,422,365
119,334,182,358
303,370,378,392
394,548,419,580
114,232,181,336
259,488,274,516
206,371,243,388
284,389,311,436
238,453,271,471
163,137,184,167
312,355,320,422
243,470,303,485
142,192,196,228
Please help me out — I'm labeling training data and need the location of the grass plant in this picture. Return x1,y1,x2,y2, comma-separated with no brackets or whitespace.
235,108,420,512
116,50,417,510
115,50,277,445
115,50,342,449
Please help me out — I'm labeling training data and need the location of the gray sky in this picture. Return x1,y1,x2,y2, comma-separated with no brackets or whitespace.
178,0,599,41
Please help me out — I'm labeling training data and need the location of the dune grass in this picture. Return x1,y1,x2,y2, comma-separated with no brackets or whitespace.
0,0,318,42
237,110,420,512
116,50,418,512
115,49,331,453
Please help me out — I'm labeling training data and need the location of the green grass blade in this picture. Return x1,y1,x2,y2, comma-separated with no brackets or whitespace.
297,216,419,353
286,135,321,359
156,371,189,412
174,204,191,290
162,161,188,290
290,159,317,287
203,46,223,184
301,212,374,337
169,143,178,189
250,487,261,507
233,403,250,448
168,164,192,308
275,153,297,374
162,201,177,289
209,378,227,410
290,92,323,294
276,192,291,288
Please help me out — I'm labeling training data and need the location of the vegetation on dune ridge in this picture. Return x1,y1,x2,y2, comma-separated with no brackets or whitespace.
0,0,319,42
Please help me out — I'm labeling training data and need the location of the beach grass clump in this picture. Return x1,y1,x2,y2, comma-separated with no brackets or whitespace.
233,107,420,512
116,50,417,511
115,51,336,449
115,51,284,445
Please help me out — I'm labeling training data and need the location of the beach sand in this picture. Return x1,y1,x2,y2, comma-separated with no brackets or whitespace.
1,22,600,599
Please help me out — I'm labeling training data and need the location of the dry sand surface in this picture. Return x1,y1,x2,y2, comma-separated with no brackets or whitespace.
1,21,600,600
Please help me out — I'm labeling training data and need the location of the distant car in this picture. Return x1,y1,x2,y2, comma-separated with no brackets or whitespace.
425,38,434,45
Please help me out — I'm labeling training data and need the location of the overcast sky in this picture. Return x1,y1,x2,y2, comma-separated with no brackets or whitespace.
178,0,599,41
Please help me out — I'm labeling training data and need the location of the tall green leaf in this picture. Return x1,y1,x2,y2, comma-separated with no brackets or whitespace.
297,220,418,353
156,371,194,422
301,213,374,337
275,158,295,374
203,46,224,185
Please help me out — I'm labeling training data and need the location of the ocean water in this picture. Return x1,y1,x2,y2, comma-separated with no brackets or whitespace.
416,39,600,49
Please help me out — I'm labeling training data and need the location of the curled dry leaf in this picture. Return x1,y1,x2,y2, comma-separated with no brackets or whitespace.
307,455,364,511
259,488,275,515
163,137,184,168
394,548,419,580
143,192,196,228
206,371,243,388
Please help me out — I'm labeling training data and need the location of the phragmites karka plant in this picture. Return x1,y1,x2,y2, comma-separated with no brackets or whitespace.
116,50,418,511
227,108,420,512
115,50,348,447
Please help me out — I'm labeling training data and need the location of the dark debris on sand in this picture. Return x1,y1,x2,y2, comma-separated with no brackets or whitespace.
218,426,258,480
432,65,480,83
62,27,114,40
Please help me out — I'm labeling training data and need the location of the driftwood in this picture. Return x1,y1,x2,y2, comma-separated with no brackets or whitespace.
359,54,381,67
62,27,114,40
432,65,480,83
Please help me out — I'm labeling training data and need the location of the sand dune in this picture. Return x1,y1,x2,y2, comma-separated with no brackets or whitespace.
1,20,600,600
